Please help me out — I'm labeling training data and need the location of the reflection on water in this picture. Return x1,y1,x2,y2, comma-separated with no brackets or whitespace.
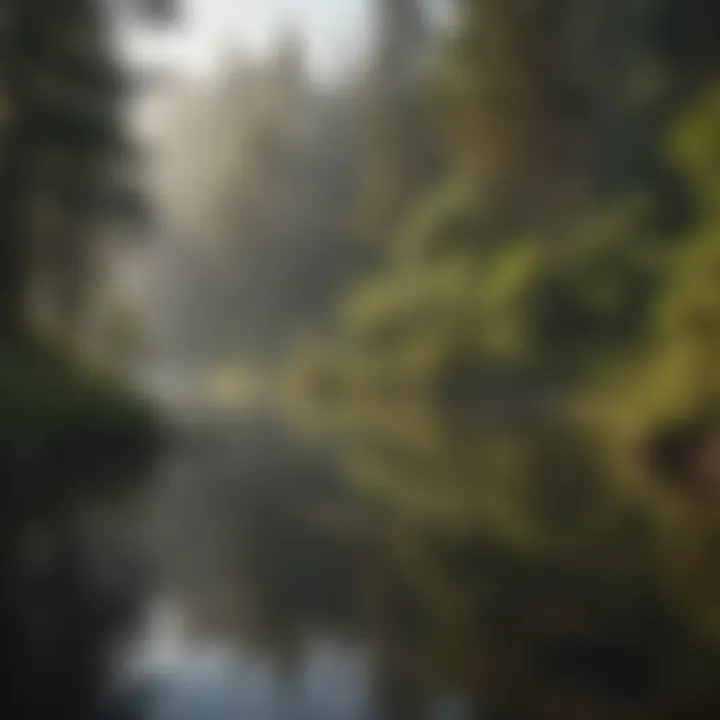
110,412,475,720
116,599,470,720
120,599,377,720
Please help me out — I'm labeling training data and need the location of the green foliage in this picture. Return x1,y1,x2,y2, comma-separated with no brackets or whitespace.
590,88,720,479
287,2,720,715
0,334,162,524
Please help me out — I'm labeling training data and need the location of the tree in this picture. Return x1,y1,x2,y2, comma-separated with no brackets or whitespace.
148,34,365,364
360,0,442,241
0,3,168,719
288,2,720,716
0,0,162,344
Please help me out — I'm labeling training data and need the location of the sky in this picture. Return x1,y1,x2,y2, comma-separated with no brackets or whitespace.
121,0,371,78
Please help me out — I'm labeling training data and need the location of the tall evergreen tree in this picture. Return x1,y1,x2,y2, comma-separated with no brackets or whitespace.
0,0,154,344
360,0,441,241
0,3,167,719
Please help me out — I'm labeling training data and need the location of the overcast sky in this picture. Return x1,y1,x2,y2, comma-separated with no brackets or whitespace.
121,0,371,78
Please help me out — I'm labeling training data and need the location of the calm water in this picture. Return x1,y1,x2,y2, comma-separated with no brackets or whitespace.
110,411,475,720
115,599,470,720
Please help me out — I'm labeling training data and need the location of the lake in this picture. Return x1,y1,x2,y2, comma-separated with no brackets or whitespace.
108,410,476,720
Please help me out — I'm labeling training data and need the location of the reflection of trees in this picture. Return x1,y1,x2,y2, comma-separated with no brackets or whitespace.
14,524,148,720
157,412,361,650
156,410,474,715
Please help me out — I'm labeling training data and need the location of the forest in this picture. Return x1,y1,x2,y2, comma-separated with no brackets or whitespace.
287,0,720,717
4,1,720,719
0,2,165,720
